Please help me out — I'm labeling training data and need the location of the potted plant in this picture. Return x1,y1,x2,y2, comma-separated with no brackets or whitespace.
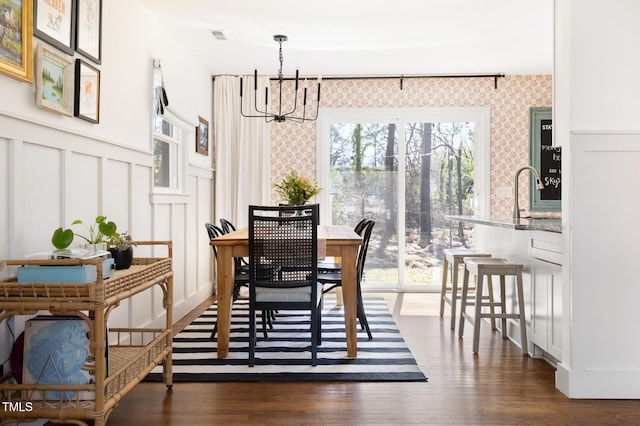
51,216,135,269
274,170,321,206
52,216,119,250
107,232,136,270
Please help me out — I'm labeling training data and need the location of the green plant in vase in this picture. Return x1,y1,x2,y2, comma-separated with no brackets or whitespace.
51,215,120,251
274,170,321,206
51,216,134,269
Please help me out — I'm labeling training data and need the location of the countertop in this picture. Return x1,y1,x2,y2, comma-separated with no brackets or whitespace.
446,214,562,233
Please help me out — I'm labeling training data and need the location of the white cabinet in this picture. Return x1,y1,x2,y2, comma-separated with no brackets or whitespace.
530,232,562,362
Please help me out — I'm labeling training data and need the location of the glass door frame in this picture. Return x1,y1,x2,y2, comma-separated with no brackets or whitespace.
316,107,491,292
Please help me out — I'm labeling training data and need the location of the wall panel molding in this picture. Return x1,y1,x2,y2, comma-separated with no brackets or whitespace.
1,113,215,339
0,110,151,157
0,113,152,165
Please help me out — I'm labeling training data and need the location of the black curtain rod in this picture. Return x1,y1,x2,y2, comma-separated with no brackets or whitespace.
276,73,506,89
213,73,505,89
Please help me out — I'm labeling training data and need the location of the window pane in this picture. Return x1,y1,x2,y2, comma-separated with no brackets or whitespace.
328,120,478,291
154,117,175,138
403,122,477,288
329,122,398,289
154,139,171,187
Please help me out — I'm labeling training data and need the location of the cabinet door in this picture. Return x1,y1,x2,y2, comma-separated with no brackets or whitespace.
548,262,563,360
531,259,549,350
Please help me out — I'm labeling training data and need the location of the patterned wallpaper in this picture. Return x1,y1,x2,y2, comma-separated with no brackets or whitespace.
270,75,552,216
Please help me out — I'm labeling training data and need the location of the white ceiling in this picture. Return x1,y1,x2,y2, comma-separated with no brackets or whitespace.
144,0,554,77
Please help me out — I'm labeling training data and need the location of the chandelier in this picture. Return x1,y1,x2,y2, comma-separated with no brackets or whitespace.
240,35,321,123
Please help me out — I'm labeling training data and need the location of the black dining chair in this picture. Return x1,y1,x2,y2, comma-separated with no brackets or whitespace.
219,217,236,234
318,219,375,340
219,217,250,273
219,217,278,333
205,222,252,340
317,217,369,273
248,204,323,367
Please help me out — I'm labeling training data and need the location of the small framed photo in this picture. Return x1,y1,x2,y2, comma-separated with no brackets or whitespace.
0,0,34,82
34,0,76,55
76,0,102,64
35,43,74,116
196,116,209,156
74,59,100,123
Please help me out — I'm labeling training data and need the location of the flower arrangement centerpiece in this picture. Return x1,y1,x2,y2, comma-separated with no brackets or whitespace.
274,170,321,206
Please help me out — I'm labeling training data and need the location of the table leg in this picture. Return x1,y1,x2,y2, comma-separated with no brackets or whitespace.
340,245,358,358
216,246,233,358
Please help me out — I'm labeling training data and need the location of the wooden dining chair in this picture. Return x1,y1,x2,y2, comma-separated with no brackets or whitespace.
248,204,323,367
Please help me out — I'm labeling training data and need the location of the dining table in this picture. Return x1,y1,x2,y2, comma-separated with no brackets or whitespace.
210,224,363,358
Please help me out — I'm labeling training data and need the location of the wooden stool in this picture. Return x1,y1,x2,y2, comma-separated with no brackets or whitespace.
458,258,528,356
439,249,492,329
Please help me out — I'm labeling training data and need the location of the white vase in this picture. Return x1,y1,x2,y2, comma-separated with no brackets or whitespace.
79,242,107,252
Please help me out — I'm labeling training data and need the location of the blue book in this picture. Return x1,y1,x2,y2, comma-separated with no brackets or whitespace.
17,258,115,283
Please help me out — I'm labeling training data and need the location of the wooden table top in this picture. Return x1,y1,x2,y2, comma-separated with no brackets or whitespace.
210,224,362,247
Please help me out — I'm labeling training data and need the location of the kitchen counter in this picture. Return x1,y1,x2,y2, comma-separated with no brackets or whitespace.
446,213,563,364
446,214,562,233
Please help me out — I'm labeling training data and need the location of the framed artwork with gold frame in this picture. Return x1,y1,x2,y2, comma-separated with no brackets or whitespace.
0,0,33,82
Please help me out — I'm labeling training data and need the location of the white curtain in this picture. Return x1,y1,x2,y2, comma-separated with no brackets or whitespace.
214,76,271,228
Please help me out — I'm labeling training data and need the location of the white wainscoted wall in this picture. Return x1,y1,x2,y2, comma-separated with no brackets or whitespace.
0,0,215,374
554,0,640,398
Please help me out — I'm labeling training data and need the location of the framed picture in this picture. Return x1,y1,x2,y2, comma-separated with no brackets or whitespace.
35,43,74,116
34,0,76,55
0,0,33,82
196,115,209,155
75,0,101,63
74,59,100,122
529,107,561,212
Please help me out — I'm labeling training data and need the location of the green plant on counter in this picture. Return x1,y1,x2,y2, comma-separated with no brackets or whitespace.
51,216,120,250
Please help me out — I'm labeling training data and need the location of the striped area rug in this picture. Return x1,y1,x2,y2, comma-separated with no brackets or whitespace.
145,296,427,382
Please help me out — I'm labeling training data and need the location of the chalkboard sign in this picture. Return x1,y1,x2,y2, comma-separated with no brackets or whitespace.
529,108,561,212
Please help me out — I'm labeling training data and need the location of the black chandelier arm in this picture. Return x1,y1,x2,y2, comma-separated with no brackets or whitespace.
251,70,271,117
277,70,302,118
253,86,269,116
278,103,320,123
239,71,270,117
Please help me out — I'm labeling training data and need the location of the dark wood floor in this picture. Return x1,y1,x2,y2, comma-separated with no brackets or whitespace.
101,293,640,425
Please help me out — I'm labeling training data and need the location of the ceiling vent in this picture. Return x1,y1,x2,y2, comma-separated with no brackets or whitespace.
211,30,226,40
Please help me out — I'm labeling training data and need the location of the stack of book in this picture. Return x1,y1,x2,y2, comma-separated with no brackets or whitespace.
18,249,115,282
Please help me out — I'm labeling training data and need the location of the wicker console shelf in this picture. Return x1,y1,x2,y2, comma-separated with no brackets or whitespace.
0,241,173,426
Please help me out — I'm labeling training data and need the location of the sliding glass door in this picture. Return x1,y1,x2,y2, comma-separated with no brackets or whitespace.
317,108,489,292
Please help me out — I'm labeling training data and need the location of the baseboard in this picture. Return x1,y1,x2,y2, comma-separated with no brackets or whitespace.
556,363,640,398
